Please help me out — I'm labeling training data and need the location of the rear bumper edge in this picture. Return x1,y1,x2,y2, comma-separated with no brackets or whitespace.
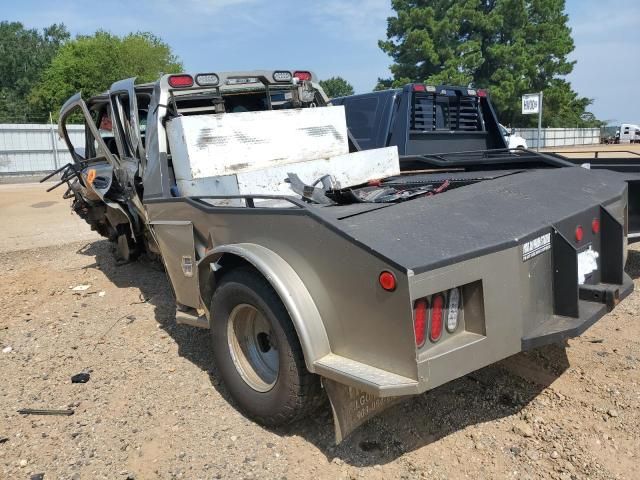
521,273,633,350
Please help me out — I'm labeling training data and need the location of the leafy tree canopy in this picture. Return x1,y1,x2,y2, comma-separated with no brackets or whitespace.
0,21,69,122
379,0,599,127
29,31,182,119
319,76,355,99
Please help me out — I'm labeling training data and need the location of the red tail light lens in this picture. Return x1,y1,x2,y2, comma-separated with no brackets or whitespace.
414,299,428,347
413,84,426,92
378,271,396,292
575,225,584,242
430,294,444,342
293,71,312,81
168,75,194,88
592,218,600,234
478,89,488,97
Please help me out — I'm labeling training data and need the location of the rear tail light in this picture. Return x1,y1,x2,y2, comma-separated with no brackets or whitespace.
446,288,460,332
413,299,428,347
379,271,397,292
168,74,194,88
414,287,464,347
575,225,584,242
293,71,312,81
478,89,488,97
413,84,426,92
592,218,600,234
430,294,444,342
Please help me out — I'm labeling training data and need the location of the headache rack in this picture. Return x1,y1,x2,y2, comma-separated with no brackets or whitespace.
412,90,483,132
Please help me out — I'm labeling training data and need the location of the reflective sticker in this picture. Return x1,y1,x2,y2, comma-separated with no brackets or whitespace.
522,233,551,261
578,246,599,284
181,256,194,277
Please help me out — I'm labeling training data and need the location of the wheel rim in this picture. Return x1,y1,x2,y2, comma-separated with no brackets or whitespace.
227,304,279,392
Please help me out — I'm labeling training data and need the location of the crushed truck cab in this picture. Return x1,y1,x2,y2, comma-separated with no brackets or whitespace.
47,71,633,443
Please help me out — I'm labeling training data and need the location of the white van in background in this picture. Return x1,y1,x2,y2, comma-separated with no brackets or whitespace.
499,124,528,149
617,124,640,144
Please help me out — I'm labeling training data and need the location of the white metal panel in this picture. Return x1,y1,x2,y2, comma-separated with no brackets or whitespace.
167,106,349,180
175,147,400,199
236,147,399,196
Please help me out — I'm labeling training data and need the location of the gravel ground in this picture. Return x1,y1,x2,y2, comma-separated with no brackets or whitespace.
0,185,639,480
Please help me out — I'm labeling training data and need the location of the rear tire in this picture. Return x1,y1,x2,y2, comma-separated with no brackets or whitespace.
210,268,322,426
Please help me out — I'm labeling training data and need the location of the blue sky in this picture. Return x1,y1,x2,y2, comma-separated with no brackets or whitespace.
4,0,638,124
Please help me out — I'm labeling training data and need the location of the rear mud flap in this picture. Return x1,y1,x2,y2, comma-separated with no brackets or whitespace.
322,379,402,443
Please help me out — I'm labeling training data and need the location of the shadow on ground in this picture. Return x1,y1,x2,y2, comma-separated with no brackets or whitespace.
80,239,571,467
625,249,640,279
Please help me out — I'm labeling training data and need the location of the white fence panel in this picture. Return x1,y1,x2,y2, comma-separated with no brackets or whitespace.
516,128,600,149
0,124,84,174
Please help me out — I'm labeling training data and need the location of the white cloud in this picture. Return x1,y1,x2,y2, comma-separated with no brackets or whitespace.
154,0,258,16
309,0,393,43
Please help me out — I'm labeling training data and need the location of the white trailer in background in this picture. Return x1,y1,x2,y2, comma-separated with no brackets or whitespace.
618,124,640,144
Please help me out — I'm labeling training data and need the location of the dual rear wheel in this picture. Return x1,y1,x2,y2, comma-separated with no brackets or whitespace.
210,268,322,425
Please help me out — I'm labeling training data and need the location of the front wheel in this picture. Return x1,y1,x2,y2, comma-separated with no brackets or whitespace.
210,268,323,426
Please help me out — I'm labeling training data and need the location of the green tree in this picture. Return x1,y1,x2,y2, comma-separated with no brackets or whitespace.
319,76,355,98
29,31,182,119
0,22,69,122
373,78,394,91
379,0,596,127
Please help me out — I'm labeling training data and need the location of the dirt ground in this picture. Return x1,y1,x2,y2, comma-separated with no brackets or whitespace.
1,183,639,480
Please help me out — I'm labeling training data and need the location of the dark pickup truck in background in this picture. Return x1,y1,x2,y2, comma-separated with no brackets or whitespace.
333,84,640,237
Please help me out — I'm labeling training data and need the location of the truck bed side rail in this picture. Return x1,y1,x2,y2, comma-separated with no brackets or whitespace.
401,147,574,169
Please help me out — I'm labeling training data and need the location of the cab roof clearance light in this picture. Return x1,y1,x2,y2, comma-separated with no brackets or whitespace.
293,71,312,81
168,75,194,88
273,71,292,82
196,73,220,86
226,77,259,85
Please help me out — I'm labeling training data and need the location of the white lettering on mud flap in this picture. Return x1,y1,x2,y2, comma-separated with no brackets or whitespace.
322,379,401,443
522,233,551,261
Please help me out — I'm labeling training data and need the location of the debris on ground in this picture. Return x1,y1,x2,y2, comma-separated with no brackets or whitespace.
17,409,75,416
70,284,91,291
71,372,91,383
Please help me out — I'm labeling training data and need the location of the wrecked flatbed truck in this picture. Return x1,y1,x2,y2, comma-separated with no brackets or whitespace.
46,71,633,443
